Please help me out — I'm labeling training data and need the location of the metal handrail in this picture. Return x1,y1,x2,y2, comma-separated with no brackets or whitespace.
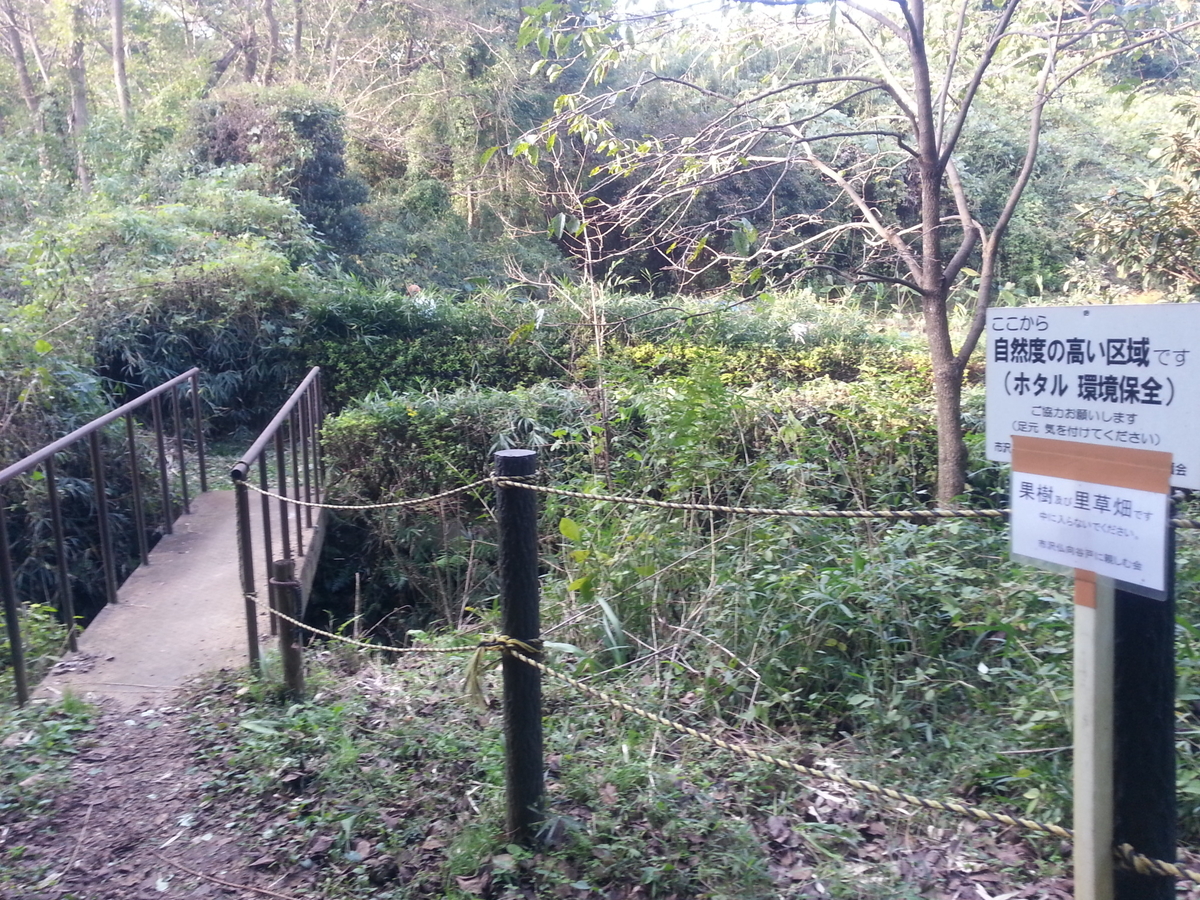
0,368,208,705
230,365,321,482
231,367,325,671
0,369,205,488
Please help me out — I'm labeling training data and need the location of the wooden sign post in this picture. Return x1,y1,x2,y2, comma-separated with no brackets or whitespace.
1074,568,1115,900
1010,437,1172,900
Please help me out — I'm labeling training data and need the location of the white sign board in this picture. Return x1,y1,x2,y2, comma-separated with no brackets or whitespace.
1009,471,1168,592
986,304,1200,489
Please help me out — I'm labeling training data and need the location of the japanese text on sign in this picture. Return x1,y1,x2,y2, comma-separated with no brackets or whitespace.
1009,472,1167,591
986,305,1200,489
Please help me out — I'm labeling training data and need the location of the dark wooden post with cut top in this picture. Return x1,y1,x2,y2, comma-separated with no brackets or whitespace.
1113,518,1176,900
271,557,305,700
494,449,543,844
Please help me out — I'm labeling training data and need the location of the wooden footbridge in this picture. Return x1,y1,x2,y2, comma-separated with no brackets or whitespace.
0,369,328,708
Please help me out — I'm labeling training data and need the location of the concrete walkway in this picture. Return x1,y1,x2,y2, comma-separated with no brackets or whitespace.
36,488,326,708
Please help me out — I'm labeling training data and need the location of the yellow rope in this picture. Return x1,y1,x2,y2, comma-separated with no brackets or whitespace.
503,648,1071,838
245,593,474,654
502,648,1200,883
241,474,1010,519
492,479,1009,519
239,602,1200,883
236,473,1200,526
239,478,495,510
1114,844,1200,885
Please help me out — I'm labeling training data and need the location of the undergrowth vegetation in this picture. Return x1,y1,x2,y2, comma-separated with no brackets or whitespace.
0,694,93,816
304,285,1200,863
181,650,1070,899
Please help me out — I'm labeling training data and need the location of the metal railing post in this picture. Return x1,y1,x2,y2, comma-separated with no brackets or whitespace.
275,431,291,560
171,386,190,516
43,457,78,652
190,372,207,494
290,412,303,557
89,431,119,606
314,371,325,497
300,394,313,528
125,413,150,567
257,455,276,637
152,394,173,534
0,499,29,705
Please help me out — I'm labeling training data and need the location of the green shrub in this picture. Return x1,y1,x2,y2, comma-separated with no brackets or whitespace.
189,86,368,254
0,604,69,705
304,286,574,406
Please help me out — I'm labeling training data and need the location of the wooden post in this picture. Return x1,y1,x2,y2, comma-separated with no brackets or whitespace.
1074,569,1114,900
271,558,304,699
1113,523,1176,899
235,480,261,672
495,449,543,844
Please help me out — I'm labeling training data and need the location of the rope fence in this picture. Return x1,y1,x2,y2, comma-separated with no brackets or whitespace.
239,477,1200,526
237,462,1200,889
245,592,1200,885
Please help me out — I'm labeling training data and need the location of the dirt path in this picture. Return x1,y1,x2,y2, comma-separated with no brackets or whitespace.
1,695,316,900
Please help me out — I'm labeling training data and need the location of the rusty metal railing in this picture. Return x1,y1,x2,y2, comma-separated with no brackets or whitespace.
0,368,208,705
230,367,325,671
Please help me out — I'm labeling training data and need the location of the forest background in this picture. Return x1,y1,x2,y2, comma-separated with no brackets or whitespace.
5,0,1200,897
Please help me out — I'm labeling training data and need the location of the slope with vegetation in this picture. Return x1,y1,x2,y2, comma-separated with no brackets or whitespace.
3,0,1200,896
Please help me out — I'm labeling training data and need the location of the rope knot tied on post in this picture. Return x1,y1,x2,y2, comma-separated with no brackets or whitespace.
482,635,543,656
465,636,543,711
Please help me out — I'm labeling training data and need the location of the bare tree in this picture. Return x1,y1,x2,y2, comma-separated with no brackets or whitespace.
110,0,131,123
66,1,90,191
521,0,1200,505
1,0,40,116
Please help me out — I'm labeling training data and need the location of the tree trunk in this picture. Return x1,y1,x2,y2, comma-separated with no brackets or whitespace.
67,3,91,192
2,0,51,171
262,0,280,83
110,0,131,123
2,6,37,114
932,359,967,506
291,0,302,76
924,287,967,506
242,26,258,81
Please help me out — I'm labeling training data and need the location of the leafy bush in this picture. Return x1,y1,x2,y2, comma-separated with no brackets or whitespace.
3,177,324,432
0,604,70,706
189,86,368,254
303,285,574,406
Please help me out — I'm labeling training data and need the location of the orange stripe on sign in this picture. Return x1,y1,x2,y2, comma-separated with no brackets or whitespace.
1074,568,1097,608
1011,436,1171,494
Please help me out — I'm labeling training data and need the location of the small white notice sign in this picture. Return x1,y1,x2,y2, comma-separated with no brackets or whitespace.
1009,472,1168,591
986,303,1200,488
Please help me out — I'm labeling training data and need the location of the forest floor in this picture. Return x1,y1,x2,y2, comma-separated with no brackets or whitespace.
1,652,1193,900
0,695,326,900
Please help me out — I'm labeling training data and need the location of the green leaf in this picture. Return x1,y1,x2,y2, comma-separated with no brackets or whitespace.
239,720,280,735
478,146,499,168
548,213,567,240
33,339,51,354
543,641,584,655
559,516,581,541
